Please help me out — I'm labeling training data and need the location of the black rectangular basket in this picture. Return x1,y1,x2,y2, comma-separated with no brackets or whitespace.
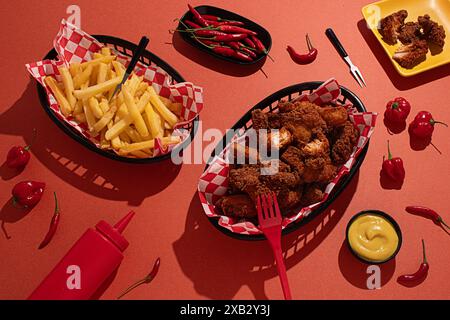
36,35,199,164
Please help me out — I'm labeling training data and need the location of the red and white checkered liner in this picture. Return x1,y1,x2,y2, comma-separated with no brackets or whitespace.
198,78,377,235
25,19,203,156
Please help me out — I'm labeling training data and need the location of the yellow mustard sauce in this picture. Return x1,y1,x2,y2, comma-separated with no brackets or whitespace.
348,213,399,262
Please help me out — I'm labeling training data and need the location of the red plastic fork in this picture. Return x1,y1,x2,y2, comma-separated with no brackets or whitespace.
256,193,292,300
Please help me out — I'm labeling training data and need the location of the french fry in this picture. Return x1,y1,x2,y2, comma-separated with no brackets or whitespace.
158,95,172,107
123,87,149,137
92,105,117,133
80,55,115,69
73,100,84,115
74,76,121,100
143,103,162,138
69,62,81,78
44,76,72,117
168,102,182,117
89,64,99,86
147,86,178,127
96,63,108,85
101,47,111,56
99,99,110,113
88,97,104,118
74,113,87,123
112,61,125,78
100,128,110,149
119,132,131,143
108,121,122,149
124,127,143,143
73,64,93,89
105,91,152,140
119,136,181,153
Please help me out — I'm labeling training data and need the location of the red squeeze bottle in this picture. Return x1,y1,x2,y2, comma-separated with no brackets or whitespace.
28,211,135,300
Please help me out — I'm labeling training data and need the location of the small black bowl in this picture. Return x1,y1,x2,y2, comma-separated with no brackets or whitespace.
177,5,272,65
345,210,402,265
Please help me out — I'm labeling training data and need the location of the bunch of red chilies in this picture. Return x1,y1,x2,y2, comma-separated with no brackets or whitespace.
176,5,269,62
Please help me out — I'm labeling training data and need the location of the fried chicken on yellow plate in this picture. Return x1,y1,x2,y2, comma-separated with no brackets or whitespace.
379,10,408,44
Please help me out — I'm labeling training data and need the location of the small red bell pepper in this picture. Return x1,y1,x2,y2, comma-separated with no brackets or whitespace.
6,129,37,169
409,111,447,139
12,181,46,208
384,97,411,123
381,140,405,182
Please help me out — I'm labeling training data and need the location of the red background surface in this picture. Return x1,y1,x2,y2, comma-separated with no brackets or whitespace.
0,0,449,300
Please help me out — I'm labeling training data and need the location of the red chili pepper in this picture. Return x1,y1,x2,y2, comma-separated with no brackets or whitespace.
183,19,201,29
251,35,268,54
239,46,257,58
199,33,248,42
117,257,161,299
243,37,256,49
201,14,245,26
6,128,36,169
214,25,257,35
405,206,450,230
12,181,46,208
409,111,448,139
228,41,241,50
287,34,318,65
397,239,429,283
193,29,228,38
38,192,60,249
384,97,411,123
381,140,405,182
187,4,209,27
212,46,253,61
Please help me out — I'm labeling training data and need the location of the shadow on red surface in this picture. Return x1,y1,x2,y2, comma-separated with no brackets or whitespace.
173,171,360,299
0,80,181,206
171,32,268,77
357,20,450,91
338,240,396,289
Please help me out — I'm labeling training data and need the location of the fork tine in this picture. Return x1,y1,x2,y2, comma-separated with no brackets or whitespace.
256,195,263,222
267,193,275,218
355,69,367,87
271,192,282,217
262,194,270,219
351,69,363,88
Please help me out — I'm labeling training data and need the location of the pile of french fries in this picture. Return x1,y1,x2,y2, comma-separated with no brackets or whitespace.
44,47,182,158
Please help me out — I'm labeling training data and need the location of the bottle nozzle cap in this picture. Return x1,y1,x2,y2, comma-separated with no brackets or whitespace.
114,211,135,234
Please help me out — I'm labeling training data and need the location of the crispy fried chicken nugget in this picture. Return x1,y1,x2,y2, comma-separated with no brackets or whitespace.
330,120,359,164
315,105,349,128
215,194,257,218
379,10,408,44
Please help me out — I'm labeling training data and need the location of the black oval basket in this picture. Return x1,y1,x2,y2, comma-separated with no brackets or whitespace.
36,35,199,164
177,5,272,65
203,81,369,240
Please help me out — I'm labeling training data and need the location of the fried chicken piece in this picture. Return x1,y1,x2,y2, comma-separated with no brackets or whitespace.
277,100,296,113
393,39,428,69
215,194,257,218
268,113,282,128
418,14,446,48
301,184,325,206
281,102,327,145
301,130,330,158
267,127,293,150
315,105,349,128
260,170,300,191
277,187,303,211
379,10,408,44
398,22,422,44
330,120,359,164
281,146,304,175
229,142,259,165
251,109,269,130
303,162,336,184
228,165,270,199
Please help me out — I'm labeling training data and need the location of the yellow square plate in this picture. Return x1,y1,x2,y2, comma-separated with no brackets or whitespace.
362,0,450,77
